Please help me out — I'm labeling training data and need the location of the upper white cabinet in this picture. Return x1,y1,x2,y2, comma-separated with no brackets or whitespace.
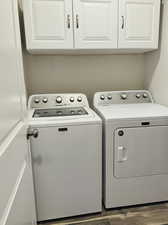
22,0,161,53
73,0,118,49
22,0,73,50
118,0,160,49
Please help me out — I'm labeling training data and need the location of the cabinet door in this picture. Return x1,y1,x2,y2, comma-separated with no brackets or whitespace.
73,0,118,49
23,0,73,51
118,0,160,49
0,0,24,143
0,0,36,224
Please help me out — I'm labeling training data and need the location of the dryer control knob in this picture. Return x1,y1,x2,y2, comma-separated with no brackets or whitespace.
107,95,112,100
77,96,82,102
143,93,148,98
56,96,63,104
34,98,40,104
100,95,105,100
42,98,48,103
70,97,75,102
136,94,141,99
121,93,127,100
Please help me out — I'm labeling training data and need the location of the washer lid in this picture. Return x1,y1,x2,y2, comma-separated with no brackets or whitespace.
96,103,168,120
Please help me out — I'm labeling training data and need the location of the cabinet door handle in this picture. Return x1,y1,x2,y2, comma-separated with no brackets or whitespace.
76,14,79,29
121,16,125,29
67,14,71,29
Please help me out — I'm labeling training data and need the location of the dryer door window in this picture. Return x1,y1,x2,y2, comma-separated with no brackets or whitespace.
114,126,168,178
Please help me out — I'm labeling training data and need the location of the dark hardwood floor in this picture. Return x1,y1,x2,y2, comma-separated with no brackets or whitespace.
40,202,168,225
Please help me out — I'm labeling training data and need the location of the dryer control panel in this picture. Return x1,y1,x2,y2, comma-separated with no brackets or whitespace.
94,90,154,107
28,93,89,109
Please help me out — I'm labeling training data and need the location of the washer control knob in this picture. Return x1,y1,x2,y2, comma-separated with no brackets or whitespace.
107,95,112,100
77,96,82,102
42,97,48,103
136,94,141,99
121,93,127,100
70,97,75,103
100,95,105,100
143,93,148,98
56,96,63,104
34,98,40,104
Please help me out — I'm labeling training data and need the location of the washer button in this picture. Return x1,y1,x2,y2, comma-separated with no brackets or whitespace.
34,98,40,104
121,94,127,100
42,98,48,103
107,95,112,100
136,94,141,99
77,96,82,102
56,96,63,104
70,97,75,102
143,93,148,98
100,95,105,100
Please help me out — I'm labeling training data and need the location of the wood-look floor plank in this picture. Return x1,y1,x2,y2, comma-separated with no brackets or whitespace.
40,202,168,225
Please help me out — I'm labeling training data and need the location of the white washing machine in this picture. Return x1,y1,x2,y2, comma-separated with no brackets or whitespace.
28,93,102,221
93,90,168,209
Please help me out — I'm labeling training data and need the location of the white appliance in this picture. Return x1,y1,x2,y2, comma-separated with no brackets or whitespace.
28,93,102,221
94,90,168,209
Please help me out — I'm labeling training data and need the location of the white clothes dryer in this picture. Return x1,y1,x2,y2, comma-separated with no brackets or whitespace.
94,90,168,209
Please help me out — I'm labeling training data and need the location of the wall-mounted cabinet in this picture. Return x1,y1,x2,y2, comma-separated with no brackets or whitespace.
118,0,160,49
73,0,118,49
22,0,74,49
22,0,161,54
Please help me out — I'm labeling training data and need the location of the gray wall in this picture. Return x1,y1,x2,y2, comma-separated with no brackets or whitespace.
23,52,145,103
145,4,168,106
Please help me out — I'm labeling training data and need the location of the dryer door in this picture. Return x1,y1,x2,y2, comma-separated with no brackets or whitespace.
114,126,168,178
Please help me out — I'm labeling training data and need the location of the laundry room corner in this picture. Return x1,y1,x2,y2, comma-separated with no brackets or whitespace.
2,0,168,224
144,0,168,106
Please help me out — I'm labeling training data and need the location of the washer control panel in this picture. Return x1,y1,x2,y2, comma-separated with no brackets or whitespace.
94,90,154,106
29,93,89,109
